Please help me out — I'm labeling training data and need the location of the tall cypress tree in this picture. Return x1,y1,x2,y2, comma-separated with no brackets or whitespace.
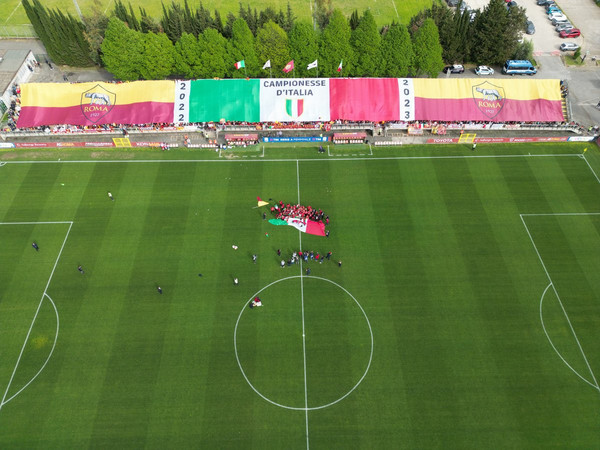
350,9,381,76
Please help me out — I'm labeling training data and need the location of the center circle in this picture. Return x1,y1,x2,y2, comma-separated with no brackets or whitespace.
234,275,373,411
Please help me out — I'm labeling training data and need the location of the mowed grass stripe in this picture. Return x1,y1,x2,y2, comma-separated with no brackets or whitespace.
359,158,422,448
206,162,306,448
86,162,199,446
401,159,491,446
295,160,379,449
143,163,235,446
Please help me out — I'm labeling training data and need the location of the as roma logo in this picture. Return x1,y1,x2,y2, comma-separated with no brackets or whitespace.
80,84,116,123
472,81,505,119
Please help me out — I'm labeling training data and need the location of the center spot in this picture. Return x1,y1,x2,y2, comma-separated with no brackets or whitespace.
235,276,372,409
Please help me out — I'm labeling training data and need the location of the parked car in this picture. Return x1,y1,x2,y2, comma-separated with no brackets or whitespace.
548,12,567,21
555,22,573,32
560,42,580,51
546,4,560,13
559,28,581,38
475,65,495,75
447,0,459,6
537,0,554,5
551,16,570,25
526,21,535,34
506,1,517,7
443,64,465,74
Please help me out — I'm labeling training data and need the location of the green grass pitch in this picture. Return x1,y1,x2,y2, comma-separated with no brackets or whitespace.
0,143,599,448
2,0,428,30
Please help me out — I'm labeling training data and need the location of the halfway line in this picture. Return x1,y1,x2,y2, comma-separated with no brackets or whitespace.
297,159,310,450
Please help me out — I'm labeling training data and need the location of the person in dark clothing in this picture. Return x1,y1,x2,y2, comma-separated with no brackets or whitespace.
32,242,39,251
338,260,342,268
325,230,330,238
277,249,281,256
326,251,332,260
252,254,257,264
78,265,84,274
306,267,311,275
157,286,163,294
263,212,266,220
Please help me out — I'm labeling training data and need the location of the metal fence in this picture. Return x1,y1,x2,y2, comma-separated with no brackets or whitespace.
0,25,37,39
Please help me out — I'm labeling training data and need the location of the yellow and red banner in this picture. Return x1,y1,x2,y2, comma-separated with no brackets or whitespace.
411,78,563,122
17,78,564,128
18,81,174,128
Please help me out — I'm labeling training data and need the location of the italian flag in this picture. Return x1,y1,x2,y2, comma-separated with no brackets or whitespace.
269,217,326,236
234,60,245,70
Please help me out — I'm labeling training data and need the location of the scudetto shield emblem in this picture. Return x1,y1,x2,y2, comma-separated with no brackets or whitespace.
472,81,505,119
80,84,116,123
285,98,304,118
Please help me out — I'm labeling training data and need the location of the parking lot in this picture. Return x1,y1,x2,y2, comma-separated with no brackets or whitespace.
455,0,596,55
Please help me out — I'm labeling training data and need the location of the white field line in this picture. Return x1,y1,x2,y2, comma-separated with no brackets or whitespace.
2,293,61,405
582,154,600,185
521,213,600,217
296,159,310,450
368,143,373,156
0,221,73,411
3,153,580,164
103,0,114,14
539,283,599,390
520,215,599,390
390,0,400,18
4,1,21,24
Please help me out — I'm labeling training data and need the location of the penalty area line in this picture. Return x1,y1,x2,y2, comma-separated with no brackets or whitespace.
0,221,73,412
520,214,599,390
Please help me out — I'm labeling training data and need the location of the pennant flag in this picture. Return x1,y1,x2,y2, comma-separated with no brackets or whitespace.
337,60,343,72
307,60,318,70
234,60,245,70
262,60,271,70
283,60,295,73
269,217,325,236
257,196,269,207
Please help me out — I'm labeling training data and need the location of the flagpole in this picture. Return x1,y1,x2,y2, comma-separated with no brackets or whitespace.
317,66,319,78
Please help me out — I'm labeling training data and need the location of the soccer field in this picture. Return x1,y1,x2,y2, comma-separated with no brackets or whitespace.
1,0,424,29
0,143,599,448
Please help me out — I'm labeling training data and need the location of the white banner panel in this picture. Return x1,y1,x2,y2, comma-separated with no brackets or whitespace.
398,78,415,121
259,79,331,122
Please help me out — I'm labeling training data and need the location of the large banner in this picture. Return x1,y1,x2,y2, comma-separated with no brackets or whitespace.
259,79,330,122
187,79,260,123
412,78,563,123
17,81,174,128
17,78,564,128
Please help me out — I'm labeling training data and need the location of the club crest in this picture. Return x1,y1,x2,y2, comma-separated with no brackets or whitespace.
81,84,116,123
472,81,505,119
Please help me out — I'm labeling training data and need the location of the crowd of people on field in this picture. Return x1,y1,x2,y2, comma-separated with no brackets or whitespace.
271,200,329,225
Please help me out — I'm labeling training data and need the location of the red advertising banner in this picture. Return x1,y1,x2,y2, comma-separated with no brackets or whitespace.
426,136,570,144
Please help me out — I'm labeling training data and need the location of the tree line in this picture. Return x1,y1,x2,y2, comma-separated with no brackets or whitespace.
23,0,529,81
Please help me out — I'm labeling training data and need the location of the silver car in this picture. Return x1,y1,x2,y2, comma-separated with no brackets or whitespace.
555,23,573,32
560,42,580,51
